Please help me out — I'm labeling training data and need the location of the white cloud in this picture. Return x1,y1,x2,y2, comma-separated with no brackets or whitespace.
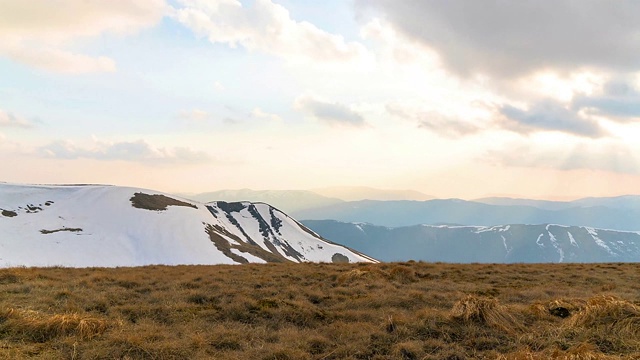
0,45,116,74
0,0,166,73
173,0,368,64
213,81,225,91
177,109,212,122
251,108,281,122
294,95,366,127
0,109,33,128
39,139,211,164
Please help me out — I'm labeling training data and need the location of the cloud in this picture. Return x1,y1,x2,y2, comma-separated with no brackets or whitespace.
0,0,166,73
294,95,366,127
0,109,34,128
572,79,640,120
39,139,210,164
177,109,213,122
417,114,480,137
251,108,281,122
487,143,640,175
173,0,368,63
499,100,605,138
357,1,640,77
1,45,116,74
386,103,481,137
213,81,225,91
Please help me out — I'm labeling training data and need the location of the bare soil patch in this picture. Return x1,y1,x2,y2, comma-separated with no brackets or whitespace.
1,209,17,217
130,192,197,211
39,228,83,235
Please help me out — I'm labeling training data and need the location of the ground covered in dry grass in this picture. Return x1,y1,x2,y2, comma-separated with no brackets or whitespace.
1,262,639,359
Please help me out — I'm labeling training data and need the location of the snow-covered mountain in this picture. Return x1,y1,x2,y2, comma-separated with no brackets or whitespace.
0,183,375,267
302,220,640,263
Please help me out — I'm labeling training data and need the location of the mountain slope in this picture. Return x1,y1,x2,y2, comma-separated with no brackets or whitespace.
302,220,640,263
294,199,640,230
0,183,374,267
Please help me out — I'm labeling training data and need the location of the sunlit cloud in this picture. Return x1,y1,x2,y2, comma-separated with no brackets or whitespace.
0,109,34,128
486,141,640,175
172,0,369,64
251,108,282,122
177,109,213,122
385,102,485,137
0,0,166,73
39,139,211,165
294,95,366,127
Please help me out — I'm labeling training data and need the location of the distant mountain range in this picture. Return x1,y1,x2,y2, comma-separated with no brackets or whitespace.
474,195,640,211
184,186,434,213
293,198,640,231
311,186,434,202
302,220,640,263
0,183,374,267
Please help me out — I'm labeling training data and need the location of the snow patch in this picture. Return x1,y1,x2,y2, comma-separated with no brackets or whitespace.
501,235,512,256
585,227,617,256
547,230,564,263
536,234,545,248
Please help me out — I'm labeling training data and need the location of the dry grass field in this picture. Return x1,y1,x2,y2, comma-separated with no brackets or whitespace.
1,262,639,359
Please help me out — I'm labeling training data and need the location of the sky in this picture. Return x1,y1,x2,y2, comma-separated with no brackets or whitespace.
2,0,640,200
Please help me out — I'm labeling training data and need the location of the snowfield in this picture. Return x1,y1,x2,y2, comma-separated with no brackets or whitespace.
0,183,375,267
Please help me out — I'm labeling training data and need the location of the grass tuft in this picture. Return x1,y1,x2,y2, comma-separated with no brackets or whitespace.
568,295,640,336
449,295,520,332
0,308,117,341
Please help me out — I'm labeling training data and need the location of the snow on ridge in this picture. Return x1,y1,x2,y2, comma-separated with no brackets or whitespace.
0,183,374,267
474,225,509,233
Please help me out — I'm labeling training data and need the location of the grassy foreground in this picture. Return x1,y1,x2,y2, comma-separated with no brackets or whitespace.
1,262,639,359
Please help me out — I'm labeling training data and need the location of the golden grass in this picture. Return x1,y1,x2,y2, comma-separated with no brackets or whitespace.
0,262,639,359
567,295,640,337
0,308,117,342
449,295,521,332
